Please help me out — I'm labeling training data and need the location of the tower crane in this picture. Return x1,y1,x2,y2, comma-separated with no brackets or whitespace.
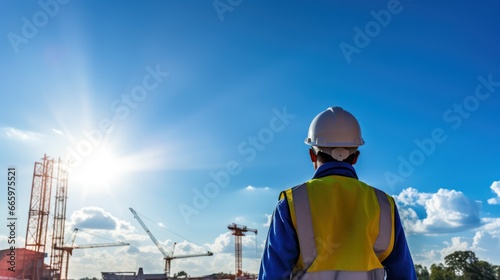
129,208,213,277
227,223,257,277
54,228,129,280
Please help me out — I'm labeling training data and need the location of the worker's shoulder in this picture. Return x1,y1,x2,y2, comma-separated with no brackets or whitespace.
323,175,393,199
357,180,396,205
279,176,391,195
278,182,307,200
356,178,392,195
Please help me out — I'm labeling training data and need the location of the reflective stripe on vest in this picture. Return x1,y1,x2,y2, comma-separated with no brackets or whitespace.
288,179,395,279
294,269,385,280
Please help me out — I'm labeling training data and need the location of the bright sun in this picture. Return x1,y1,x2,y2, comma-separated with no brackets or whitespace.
70,149,124,191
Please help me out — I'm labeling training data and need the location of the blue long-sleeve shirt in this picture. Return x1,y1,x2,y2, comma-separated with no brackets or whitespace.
259,162,416,279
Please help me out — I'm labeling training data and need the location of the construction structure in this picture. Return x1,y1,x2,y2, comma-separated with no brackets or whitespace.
102,267,168,280
21,155,68,280
227,223,257,278
102,267,238,280
129,208,214,277
0,248,45,279
54,228,130,280
0,154,126,280
49,157,70,280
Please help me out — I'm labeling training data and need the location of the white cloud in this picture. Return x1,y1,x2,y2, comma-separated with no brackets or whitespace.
440,236,470,258
69,207,134,231
66,207,138,244
395,188,481,234
52,128,64,135
70,207,117,230
3,127,36,140
413,232,500,270
394,187,431,206
398,207,420,233
487,181,500,205
263,213,272,227
69,246,151,278
413,236,472,268
441,232,500,264
414,248,439,264
245,185,270,191
470,231,500,262
487,198,498,205
242,233,258,251
204,232,232,253
480,218,500,231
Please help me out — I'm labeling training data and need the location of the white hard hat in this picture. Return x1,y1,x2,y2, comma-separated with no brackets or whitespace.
305,107,364,161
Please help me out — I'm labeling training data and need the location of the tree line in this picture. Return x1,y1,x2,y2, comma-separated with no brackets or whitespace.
415,250,500,280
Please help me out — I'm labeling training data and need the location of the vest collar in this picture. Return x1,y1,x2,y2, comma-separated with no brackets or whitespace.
312,161,358,180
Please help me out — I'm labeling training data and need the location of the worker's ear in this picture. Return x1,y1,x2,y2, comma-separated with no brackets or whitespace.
351,151,360,165
309,148,317,163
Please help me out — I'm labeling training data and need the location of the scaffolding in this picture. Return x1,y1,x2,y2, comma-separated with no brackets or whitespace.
22,155,69,280
50,158,69,280
23,155,55,280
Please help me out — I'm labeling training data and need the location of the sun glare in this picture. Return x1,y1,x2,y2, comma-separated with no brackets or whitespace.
70,149,124,191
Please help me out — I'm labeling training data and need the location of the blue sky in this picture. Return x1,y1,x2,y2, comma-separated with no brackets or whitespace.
1,0,500,278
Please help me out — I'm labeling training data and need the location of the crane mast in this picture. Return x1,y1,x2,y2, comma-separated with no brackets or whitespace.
228,223,257,277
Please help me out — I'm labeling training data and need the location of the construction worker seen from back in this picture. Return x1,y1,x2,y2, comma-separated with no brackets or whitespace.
259,106,416,279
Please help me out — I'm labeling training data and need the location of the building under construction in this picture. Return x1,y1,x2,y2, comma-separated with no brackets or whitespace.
0,155,258,280
0,155,70,280
0,155,131,280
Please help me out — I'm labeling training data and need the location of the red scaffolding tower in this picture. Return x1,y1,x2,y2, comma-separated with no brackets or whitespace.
22,155,69,280
50,158,69,280
23,155,55,280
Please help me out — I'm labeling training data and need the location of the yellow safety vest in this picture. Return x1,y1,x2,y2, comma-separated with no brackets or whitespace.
280,175,395,279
